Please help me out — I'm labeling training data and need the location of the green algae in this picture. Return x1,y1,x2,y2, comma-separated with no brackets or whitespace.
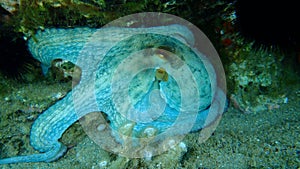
2,0,227,41
216,23,291,113
4,0,161,37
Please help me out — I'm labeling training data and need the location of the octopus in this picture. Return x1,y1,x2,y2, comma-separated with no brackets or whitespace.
0,16,226,164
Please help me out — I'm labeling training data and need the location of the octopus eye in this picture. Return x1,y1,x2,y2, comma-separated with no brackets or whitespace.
155,67,168,82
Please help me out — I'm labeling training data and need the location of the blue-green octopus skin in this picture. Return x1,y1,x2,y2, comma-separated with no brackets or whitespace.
0,25,216,164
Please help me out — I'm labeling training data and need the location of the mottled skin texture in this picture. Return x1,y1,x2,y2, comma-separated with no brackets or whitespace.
0,25,214,164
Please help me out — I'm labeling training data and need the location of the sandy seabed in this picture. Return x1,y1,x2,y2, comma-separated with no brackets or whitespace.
0,70,299,169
